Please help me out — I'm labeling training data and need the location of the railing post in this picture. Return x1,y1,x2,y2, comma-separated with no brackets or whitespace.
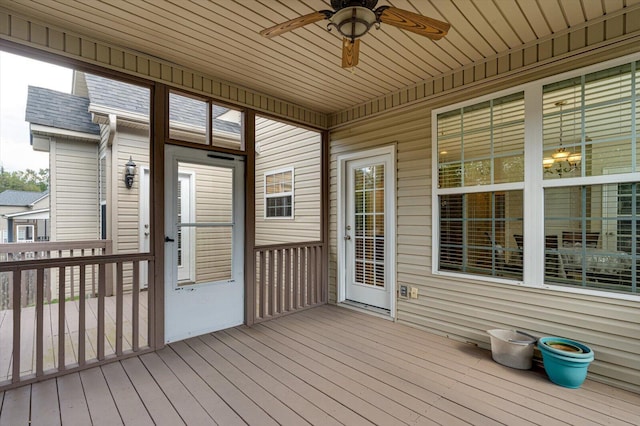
35,268,44,377
105,240,114,297
58,266,66,371
11,267,21,383
115,262,123,356
78,265,86,366
97,263,105,360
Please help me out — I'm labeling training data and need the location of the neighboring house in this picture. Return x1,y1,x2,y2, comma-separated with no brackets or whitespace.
25,71,320,286
0,189,49,243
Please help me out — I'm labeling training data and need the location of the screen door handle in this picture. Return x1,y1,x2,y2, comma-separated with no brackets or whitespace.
165,236,175,242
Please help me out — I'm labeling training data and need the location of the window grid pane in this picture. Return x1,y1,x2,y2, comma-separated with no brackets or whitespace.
439,191,523,280
545,184,637,294
265,169,293,218
543,63,636,179
437,92,524,188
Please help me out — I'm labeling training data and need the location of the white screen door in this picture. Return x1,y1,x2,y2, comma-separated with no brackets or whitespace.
164,145,244,343
340,147,395,312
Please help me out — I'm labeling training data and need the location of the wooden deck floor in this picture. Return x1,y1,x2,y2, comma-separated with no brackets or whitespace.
1,304,639,425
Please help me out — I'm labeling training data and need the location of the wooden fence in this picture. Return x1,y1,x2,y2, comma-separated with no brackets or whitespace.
253,241,326,323
0,240,113,309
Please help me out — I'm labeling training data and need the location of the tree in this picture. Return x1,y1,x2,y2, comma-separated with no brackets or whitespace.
0,166,49,192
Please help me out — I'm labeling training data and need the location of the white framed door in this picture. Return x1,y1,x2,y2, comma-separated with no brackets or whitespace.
164,145,245,343
337,146,396,315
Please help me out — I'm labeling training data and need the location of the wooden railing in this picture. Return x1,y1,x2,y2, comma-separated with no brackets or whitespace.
0,252,154,390
253,241,326,323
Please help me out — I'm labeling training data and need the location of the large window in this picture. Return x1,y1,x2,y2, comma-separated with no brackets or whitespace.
436,93,525,281
434,57,639,296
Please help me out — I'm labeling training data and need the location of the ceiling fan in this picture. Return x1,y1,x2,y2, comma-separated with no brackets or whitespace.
259,0,451,69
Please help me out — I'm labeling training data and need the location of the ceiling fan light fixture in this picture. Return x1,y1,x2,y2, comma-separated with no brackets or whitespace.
329,6,378,40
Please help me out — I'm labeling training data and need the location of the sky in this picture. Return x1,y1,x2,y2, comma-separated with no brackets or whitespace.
0,51,72,172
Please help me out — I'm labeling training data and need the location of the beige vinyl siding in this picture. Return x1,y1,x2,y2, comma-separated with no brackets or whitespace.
114,126,150,254
255,117,321,246
112,126,150,292
50,138,99,241
31,195,48,210
329,87,640,393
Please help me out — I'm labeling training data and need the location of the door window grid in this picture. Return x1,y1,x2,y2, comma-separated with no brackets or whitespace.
354,165,385,287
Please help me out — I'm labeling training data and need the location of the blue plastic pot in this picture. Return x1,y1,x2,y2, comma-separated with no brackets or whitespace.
538,337,594,389
539,337,593,359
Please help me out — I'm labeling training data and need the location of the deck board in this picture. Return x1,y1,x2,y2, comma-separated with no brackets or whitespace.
171,339,279,426
1,304,639,425
155,346,245,426
30,378,61,426
139,351,215,425
120,356,184,426
0,384,30,425
207,332,343,426
57,373,92,425
79,367,122,426
221,327,369,425
100,361,154,426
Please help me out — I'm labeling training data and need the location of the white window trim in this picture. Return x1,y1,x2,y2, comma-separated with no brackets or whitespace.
16,224,35,242
431,52,640,301
264,166,294,219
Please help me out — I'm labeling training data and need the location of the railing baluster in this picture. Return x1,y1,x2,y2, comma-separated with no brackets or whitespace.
97,263,105,360
78,265,86,366
309,246,316,305
36,268,44,377
293,248,299,310
284,248,291,312
147,259,154,349
275,249,281,315
132,260,140,352
58,266,66,371
12,268,21,383
259,250,266,320
116,262,123,356
268,249,275,317
70,249,75,300
317,245,323,303
301,247,307,307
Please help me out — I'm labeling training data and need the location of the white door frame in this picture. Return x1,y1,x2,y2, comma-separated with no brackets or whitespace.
337,145,396,319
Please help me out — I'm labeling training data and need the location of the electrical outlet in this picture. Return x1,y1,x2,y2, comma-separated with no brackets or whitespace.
410,287,418,299
399,285,408,297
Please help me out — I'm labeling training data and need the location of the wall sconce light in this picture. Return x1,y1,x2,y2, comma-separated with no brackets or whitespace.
124,156,136,189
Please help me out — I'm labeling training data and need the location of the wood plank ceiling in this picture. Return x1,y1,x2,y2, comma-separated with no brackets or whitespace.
3,0,639,115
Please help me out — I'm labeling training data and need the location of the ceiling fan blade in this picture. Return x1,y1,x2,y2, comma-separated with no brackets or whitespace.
259,11,327,38
341,38,360,68
379,7,450,40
